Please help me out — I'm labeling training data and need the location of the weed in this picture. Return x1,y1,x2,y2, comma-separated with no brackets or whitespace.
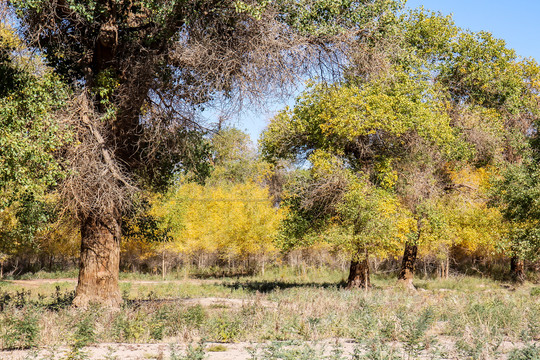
48,286,75,311
2,308,40,349
112,311,146,342
206,344,227,352
248,341,350,360
353,341,401,360
400,306,435,355
169,341,206,360
182,305,207,327
64,347,90,360
508,343,540,360
249,341,318,360
72,311,96,349
207,313,242,342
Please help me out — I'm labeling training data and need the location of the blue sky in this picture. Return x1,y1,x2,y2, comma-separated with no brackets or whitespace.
405,0,540,60
236,0,540,143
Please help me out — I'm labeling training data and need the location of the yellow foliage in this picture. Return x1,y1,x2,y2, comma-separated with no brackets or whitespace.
155,182,282,258
0,23,21,49
418,166,508,259
36,217,80,259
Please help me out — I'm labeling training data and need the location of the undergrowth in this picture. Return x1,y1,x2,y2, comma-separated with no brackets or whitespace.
0,271,537,359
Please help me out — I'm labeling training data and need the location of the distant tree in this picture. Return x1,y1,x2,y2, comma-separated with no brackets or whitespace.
153,181,282,266
208,127,264,185
261,63,458,287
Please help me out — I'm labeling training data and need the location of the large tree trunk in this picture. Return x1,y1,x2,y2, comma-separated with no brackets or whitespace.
346,249,370,289
73,213,122,307
398,243,418,288
510,256,525,284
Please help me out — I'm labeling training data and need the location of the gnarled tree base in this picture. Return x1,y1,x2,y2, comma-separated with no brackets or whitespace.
346,258,370,289
510,256,525,284
397,243,417,290
73,214,122,308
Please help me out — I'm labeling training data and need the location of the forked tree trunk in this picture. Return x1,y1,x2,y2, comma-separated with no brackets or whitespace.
346,249,370,289
510,256,525,284
73,213,122,307
397,243,418,288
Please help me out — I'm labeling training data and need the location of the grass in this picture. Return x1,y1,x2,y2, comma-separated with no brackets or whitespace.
0,268,538,359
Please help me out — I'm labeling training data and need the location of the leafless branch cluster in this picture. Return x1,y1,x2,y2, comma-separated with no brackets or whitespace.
347,32,402,82
161,4,354,114
58,92,136,220
12,0,382,223
298,172,349,220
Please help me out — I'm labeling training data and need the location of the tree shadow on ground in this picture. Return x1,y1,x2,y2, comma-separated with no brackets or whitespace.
222,280,348,293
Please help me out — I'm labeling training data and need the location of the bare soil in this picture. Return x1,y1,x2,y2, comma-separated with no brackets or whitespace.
3,339,536,359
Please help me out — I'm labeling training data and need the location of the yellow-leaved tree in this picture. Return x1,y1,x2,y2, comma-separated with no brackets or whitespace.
153,181,282,272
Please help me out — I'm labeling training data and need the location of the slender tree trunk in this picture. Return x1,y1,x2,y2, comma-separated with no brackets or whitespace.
510,256,525,284
398,243,418,288
346,249,370,289
73,213,122,307
162,251,166,281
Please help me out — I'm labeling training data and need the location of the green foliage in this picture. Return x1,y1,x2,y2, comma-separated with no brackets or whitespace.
248,340,350,360
491,163,540,261
182,305,207,327
112,311,147,342
1,308,39,349
0,24,69,259
72,312,96,349
0,41,69,203
170,341,206,360
277,0,403,37
207,313,242,342
508,344,540,360
260,68,461,164
209,127,265,185
0,193,57,256
140,128,214,191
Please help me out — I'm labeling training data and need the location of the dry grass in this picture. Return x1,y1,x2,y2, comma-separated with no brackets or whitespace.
0,270,539,359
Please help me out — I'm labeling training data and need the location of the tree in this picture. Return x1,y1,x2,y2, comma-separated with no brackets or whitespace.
208,127,264,185
10,0,400,306
154,180,282,269
261,65,457,287
406,10,540,281
0,19,70,269
493,161,540,282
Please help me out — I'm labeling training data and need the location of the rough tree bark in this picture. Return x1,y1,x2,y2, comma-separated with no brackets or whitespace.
73,213,122,307
397,219,421,289
346,249,370,289
397,243,418,289
510,256,525,284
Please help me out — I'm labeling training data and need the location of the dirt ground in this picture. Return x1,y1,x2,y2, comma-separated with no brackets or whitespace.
4,342,257,360
8,278,220,287
3,339,535,360
3,340,362,360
